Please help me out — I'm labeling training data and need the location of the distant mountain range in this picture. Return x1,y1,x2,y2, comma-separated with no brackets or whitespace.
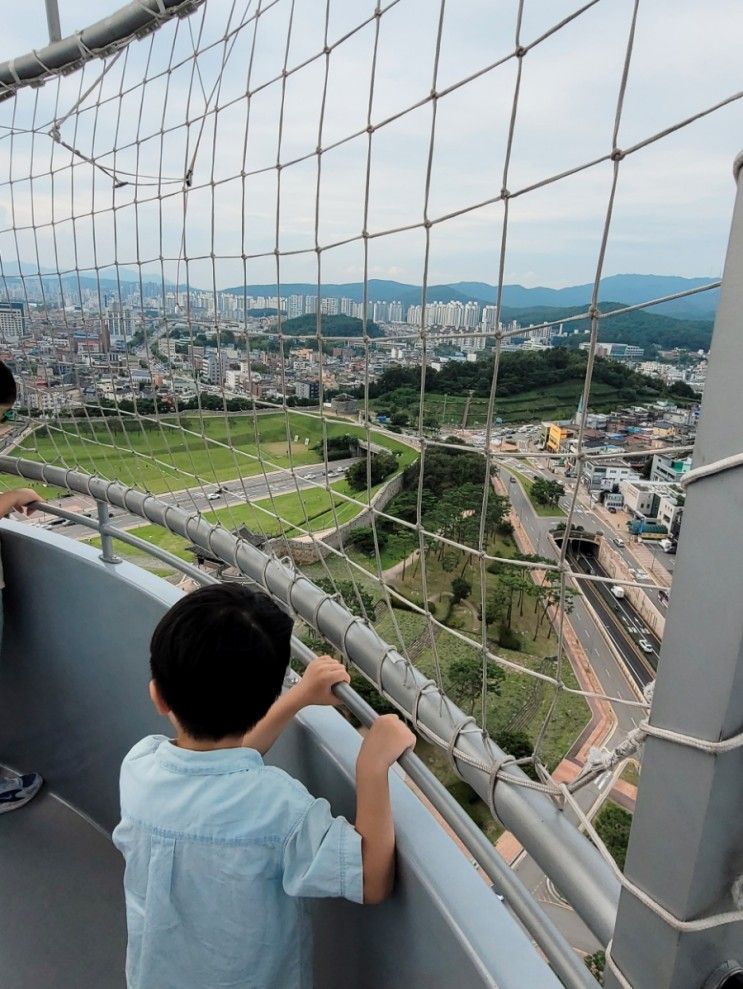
220,274,719,321
4,265,719,322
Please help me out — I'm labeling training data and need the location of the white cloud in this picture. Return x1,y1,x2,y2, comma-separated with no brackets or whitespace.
0,0,741,290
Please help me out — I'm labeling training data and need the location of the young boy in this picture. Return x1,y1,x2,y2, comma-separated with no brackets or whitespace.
113,583,415,989
0,358,43,813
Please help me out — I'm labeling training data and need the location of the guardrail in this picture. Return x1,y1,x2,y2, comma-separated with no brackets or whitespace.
1,456,617,984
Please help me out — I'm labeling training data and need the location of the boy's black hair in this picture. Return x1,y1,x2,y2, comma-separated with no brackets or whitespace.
150,583,293,741
0,360,17,406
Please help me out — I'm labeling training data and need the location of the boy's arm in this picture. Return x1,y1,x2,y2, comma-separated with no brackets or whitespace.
242,656,350,754
0,488,41,518
354,715,416,904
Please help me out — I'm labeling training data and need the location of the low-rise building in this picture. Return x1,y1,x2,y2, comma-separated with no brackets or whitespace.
544,422,574,453
295,380,319,401
621,479,660,518
650,453,691,483
620,478,685,526
582,462,639,491
602,491,625,510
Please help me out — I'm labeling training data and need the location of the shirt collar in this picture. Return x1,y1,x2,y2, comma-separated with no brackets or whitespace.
155,737,265,775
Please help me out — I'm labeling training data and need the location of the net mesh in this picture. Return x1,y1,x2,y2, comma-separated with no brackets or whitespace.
0,0,739,841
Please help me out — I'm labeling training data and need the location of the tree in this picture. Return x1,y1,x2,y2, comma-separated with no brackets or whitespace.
347,525,387,555
450,576,471,604
422,412,440,433
668,379,696,399
531,476,565,506
498,569,528,630
314,579,375,619
584,950,606,985
390,411,409,426
314,433,355,460
480,586,509,626
345,451,398,491
595,803,632,870
447,651,504,713
494,729,532,761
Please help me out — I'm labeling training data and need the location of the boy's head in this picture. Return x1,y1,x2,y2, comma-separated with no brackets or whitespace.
149,583,293,742
0,359,17,418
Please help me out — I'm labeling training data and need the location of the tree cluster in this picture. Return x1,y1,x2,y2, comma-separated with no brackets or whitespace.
280,313,383,339
345,451,398,491
313,433,357,460
367,348,684,407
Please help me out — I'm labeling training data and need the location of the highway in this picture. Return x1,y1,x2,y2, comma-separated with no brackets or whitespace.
498,462,650,954
27,458,359,539
570,549,657,686
508,456,672,614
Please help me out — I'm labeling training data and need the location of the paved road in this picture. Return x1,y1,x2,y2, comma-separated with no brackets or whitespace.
571,550,657,686
29,458,359,539
510,456,673,611
498,463,647,953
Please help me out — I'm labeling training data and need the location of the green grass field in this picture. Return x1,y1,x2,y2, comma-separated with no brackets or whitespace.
0,412,417,507
108,476,387,563
7,412,416,497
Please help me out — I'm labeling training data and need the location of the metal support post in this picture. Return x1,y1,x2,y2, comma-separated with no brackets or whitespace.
44,0,61,43
96,501,121,564
607,152,743,987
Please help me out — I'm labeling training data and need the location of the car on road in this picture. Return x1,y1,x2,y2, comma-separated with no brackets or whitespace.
638,639,654,654
509,476,516,484
206,492,221,501
613,537,625,547
610,585,625,599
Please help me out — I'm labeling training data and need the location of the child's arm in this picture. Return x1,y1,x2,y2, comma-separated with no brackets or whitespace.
0,488,41,518
242,655,350,754
355,715,416,904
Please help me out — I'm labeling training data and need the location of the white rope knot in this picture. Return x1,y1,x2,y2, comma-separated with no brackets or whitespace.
446,716,478,779
487,752,517,816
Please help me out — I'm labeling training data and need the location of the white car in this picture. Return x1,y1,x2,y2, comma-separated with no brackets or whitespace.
638,639,654,654
206,492,221,501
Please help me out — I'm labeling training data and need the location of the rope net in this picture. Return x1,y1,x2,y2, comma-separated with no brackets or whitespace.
0,0,740,898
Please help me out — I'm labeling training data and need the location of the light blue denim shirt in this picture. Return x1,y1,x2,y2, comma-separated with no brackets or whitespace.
112,735,364,989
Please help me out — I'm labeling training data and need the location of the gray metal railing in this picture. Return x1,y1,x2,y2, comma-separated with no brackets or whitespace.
12,490,599,989
0,456,620,953
0,0,202,97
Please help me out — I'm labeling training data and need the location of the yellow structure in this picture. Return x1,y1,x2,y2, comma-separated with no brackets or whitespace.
545,422,573,453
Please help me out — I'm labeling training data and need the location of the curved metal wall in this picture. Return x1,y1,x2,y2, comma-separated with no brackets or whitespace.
0,520,559,989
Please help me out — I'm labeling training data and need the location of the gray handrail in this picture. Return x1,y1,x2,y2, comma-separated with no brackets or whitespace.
1,455,619,947
28,496,599,988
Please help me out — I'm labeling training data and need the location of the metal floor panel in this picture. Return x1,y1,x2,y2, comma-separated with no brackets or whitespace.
0,785,126,989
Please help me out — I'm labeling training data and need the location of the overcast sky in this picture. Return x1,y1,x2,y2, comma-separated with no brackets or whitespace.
0,0,741,291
